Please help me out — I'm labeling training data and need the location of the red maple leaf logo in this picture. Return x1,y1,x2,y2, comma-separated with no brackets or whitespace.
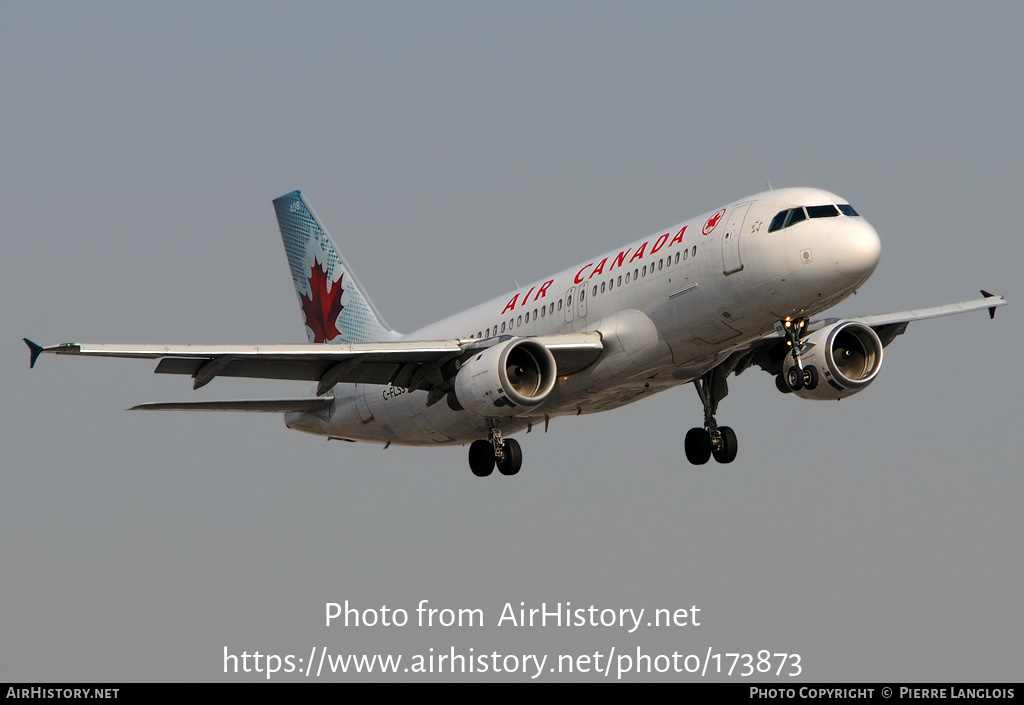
703,209,726,236
301,258,345,343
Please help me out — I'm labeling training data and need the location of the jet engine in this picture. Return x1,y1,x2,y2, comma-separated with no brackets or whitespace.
783,321,883,400
452,338,557,416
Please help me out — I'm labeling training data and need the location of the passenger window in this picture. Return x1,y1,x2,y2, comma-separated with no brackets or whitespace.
785,208,806,227
691,245,696,257
625,272,630,283
608,279,613,291
683,248,688,260
838,204,859,216
549,303,554,314
658,259,663,270
533,308,538,319
558,299,563,310
642,265,647,276
634,268,639,280
540,307,545,318
478,331,482,338
807,204,839,218
501,322,506,333
525,312,530,323
617,275,622,286
769,210,788,232
600,282,606,293
593,285,597,296
517,315,522,326
674,252,680,264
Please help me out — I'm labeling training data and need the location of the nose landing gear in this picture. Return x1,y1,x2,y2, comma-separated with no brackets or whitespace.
685,367,738,465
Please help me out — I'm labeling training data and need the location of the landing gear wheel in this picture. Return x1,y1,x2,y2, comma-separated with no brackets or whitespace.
496,438,522,476
786,367,804,391
684,428,713,465
776,373,792,394
712,426,738,464
469,439,495,477
803,365,819,391
779,316,811,393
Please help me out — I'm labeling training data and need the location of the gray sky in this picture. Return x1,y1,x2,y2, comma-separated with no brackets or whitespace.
2,1,1020,682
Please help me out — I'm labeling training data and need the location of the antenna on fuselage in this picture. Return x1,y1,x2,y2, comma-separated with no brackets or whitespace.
765,179,774,191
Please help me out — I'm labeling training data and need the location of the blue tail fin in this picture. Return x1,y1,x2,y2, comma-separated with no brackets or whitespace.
273,191,400,343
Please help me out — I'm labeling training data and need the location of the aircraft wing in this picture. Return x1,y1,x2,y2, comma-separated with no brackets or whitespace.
130,399,334,413
803,290,1006,346
731,291,1006,378
24,333,604,399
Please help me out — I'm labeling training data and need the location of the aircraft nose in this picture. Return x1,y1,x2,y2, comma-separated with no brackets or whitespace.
833,220,881,281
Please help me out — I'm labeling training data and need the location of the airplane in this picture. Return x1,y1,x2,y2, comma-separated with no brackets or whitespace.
25,187,1006,476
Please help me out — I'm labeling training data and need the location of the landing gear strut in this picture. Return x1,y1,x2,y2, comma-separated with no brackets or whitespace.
686,367,738,465
469,424,522,477
775,317,819,393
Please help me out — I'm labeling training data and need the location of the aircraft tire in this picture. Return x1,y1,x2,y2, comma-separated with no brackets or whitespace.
712,426,738,464
496,438,523,476
803,365,819,391
469,440,495,477
776,374,792,394
786,367,804,391
684,428,712,465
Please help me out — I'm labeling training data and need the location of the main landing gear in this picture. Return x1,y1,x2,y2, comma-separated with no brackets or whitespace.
685,367,738,465
468,424,522,477
774,317,819,394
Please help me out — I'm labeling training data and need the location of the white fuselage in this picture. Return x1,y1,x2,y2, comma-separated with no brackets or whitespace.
285,187,881,445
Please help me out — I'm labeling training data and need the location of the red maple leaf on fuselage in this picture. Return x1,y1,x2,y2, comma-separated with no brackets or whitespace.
301,259,345,343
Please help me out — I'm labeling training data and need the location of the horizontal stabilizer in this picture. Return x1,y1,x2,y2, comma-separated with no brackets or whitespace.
130,398,333,413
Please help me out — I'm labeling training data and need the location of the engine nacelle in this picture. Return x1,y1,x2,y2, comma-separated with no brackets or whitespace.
452,338,557,417
784,321,883,400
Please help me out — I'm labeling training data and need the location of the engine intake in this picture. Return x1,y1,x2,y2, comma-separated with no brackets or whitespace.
785,321,883,400
453,338,557,416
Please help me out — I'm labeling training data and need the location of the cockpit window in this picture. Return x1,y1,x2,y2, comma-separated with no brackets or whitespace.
807,204,839,218
768,210,788,232
784,207,806,227
768,202,860,232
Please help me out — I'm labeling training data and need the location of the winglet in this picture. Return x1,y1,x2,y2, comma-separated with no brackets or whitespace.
23,338,44,368
980,290,1002,320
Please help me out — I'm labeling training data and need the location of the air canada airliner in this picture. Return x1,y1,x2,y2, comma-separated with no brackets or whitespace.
25,188,1005,476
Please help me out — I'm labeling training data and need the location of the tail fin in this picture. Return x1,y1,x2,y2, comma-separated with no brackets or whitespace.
273,191,400,343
